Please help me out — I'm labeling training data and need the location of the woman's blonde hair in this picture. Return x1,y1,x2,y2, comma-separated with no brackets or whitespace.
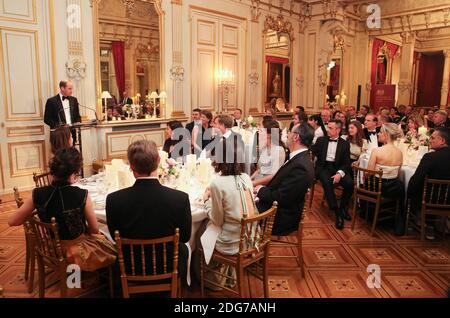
381,123,404,141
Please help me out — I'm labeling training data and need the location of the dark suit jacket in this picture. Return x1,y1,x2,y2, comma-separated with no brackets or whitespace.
257,151,314,235
185,121,196,134
121,97,133,105
44,95,81,129
311,136,352,177
363,127,382,147
407,147,450,198
106,179,192,275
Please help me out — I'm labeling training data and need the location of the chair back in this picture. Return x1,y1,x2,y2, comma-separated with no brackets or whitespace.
13,186,24,208
29,217,66,266
352,165,384,203
33,172,51,188
422,177,450,210
238,202,277,257
115,229,180,298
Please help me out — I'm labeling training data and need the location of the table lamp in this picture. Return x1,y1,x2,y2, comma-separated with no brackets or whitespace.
101,91,112,121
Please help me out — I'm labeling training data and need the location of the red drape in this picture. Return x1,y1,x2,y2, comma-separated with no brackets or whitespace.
112,41,125,100
417,53,444,107
265,56,289,64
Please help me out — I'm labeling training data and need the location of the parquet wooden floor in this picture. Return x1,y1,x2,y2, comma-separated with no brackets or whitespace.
0,187,449,298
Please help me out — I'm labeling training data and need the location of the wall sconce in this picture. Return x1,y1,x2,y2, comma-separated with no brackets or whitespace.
217,70,235,114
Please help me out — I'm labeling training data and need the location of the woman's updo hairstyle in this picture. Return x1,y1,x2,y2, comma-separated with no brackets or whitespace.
381,123,404,142
49,147,82,180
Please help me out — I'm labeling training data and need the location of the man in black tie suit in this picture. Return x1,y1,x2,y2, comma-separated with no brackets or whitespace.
256,123,314,235
363,114,382,147
44,80,81,129
185,108,202,135
311,120,353,230
106,140,192,284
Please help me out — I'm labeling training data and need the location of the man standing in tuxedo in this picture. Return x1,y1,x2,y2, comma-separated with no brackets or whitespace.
233,108,243,127
44,80,81,129
256,123,314,235
121,91,133,105
312,120,353,230
106,140,192,281
185,108,202,135
363,114,382,148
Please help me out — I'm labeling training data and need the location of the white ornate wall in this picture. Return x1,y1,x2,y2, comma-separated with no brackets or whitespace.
1,0,450,194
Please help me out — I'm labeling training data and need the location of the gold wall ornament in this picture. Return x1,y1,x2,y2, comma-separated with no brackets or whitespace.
136,42,159,56
264,14,295,41
248,72,259,85
170,65,184,81
66,58,87,80
121,0,136,16
333,34,344,53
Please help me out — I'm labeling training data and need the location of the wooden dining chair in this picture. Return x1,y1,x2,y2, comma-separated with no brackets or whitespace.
420,177,450,241
28,217,69,298
13,187,37,293
200,202,277,298
115,229,180,298
269,190,310,278
33,172,51,188
351,165,400,236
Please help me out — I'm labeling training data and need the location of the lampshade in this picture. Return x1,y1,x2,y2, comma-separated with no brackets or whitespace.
101,91,112,99
159,91,167,99
149,91,159,99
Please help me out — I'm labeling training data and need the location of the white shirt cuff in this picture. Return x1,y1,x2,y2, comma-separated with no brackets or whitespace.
337,170,345,178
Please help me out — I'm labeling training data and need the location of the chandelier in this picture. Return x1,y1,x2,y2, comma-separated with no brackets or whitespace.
264,14,295,41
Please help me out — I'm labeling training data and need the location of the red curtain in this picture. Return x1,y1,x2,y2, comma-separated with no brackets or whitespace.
265,56,289,64
112,41,125,100
417,53,444,107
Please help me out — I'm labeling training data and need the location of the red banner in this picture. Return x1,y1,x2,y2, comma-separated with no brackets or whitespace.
372,84,396,112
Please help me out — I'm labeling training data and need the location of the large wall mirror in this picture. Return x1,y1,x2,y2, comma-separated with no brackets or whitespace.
263,16,293,112
92,0,165,121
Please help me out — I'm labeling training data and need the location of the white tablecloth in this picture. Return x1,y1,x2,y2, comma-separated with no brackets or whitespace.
76,173,217,285
359,154,417,193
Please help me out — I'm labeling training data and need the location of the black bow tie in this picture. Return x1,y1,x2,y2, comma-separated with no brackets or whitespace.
62,96,68,101
368,131,377,135
329,139,338,143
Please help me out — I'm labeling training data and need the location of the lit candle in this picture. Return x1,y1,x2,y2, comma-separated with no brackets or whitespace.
418,126,427,136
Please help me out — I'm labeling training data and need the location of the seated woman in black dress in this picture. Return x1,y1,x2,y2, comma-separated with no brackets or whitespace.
163,120,190,161
8,148,116,271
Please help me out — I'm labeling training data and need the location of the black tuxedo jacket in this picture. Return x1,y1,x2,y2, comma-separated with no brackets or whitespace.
106,179,192,276
185,121,196,134
44,95,81,129
311,136,352,177
106,179,191,243
257,151,314,235
363,127,382,147
407,147,450,198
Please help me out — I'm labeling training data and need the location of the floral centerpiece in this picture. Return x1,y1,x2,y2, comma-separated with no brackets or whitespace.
404,131,430,151
122,104,132,119
157,152,180,183
242,115,257,129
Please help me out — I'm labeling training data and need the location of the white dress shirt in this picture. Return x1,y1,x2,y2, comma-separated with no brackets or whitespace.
367,130,379,151
326,138,345,178
235,119,242,127
313,127,324,144
60,93,72,125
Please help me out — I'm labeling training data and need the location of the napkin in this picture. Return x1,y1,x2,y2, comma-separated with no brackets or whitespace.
200,222,221,265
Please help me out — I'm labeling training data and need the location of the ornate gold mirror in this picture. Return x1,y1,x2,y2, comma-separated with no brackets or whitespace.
92,0,165,120
263,14,294,112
